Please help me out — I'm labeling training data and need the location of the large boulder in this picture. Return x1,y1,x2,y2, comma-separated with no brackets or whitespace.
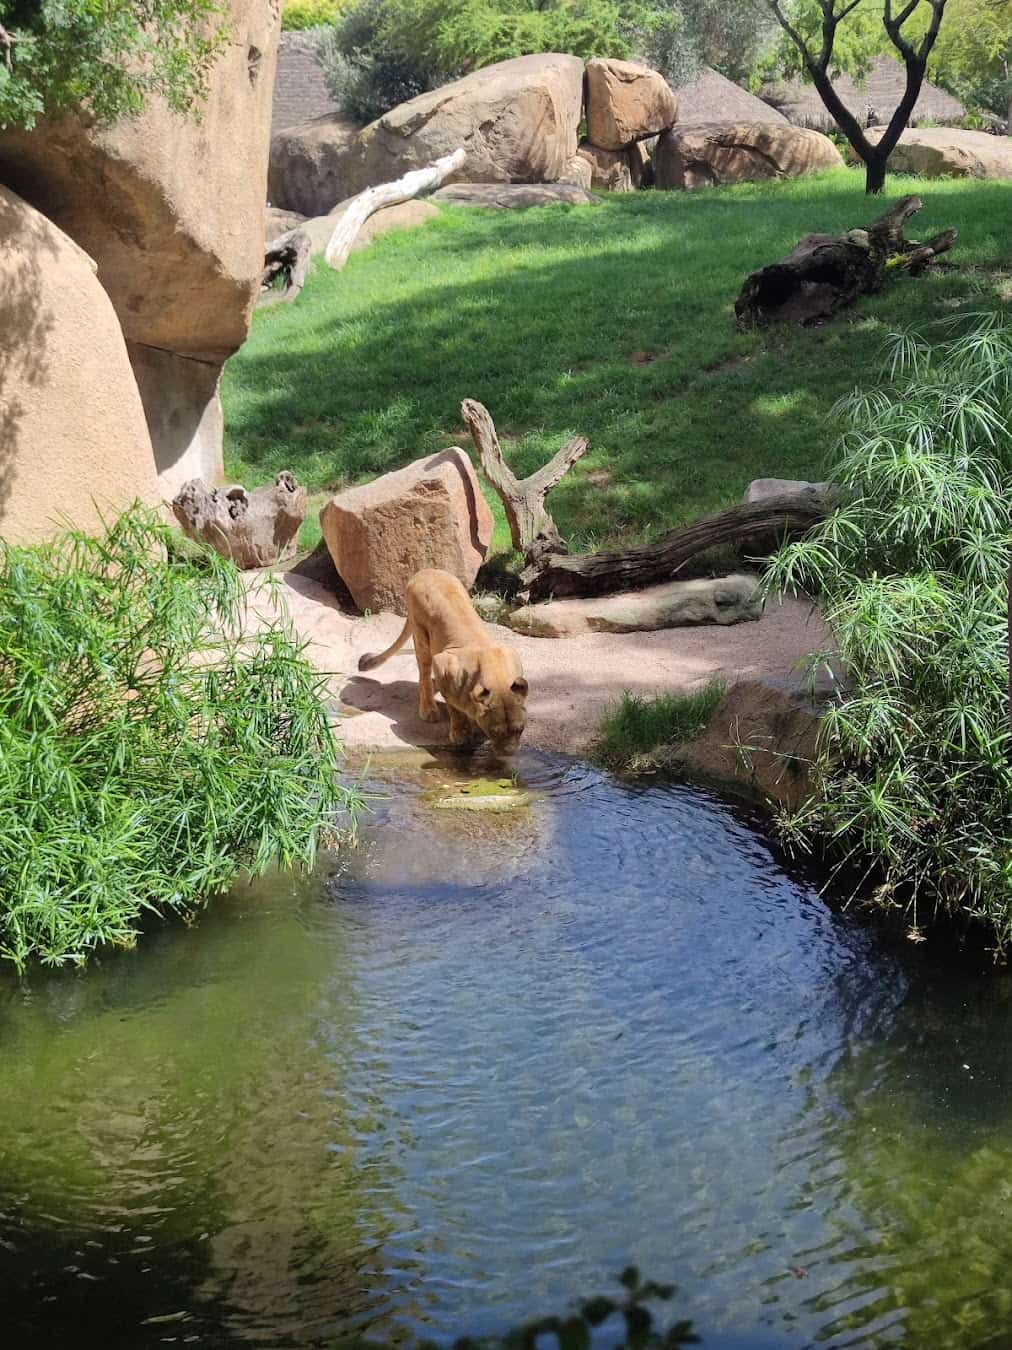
268,113,362,216
431,183,594,208
577,142,632,191
319,449,494,614
862,126,1012,180
506,576,762,637
313,198,439,254
655,122,843,189
0,186,160,545
347,54,584,193
0,0,282,497
584,59,678,151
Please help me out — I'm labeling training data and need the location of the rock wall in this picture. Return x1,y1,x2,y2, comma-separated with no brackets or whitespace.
0,0,282,504
0,187,160,545
272,30,338,135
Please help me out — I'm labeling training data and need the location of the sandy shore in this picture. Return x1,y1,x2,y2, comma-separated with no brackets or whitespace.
267,573,833,760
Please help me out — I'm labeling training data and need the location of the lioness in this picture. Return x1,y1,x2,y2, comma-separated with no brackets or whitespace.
358,568,528,755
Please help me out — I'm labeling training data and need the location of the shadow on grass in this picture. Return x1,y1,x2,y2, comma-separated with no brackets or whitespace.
223,171,1008,551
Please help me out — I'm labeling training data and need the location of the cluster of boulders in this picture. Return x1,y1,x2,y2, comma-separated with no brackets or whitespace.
268,52,846,219
0,0,281,546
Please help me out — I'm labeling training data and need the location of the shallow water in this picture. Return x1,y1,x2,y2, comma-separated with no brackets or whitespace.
4,752,1012,1349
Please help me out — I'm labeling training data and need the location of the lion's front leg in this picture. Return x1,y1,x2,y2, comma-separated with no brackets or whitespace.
414,626,441,723
447,705,482,748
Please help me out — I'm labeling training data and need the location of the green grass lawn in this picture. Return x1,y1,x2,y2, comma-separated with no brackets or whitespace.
223,168,1010,556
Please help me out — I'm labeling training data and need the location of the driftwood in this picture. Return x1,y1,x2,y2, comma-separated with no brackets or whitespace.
522,492,837,603
260,228,312,306
172,472,307,569
461,399,588,574
736,195,957,328
461,400,832,602
324,147,466,271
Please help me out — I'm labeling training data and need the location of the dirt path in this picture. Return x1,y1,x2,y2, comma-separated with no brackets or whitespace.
267,574,832,759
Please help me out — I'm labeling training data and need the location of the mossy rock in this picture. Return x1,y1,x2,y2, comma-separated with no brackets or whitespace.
424,777,531,812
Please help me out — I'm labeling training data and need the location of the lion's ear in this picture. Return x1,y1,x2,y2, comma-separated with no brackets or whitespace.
511,676,528,699
471,681,491,704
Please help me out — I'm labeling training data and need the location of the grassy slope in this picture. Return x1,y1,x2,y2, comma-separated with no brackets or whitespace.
223,169,1010,555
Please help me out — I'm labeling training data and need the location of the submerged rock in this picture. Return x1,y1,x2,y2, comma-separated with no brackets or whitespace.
426,777,531,812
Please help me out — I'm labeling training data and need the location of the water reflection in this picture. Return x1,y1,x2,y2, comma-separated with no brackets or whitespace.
1,752,1011,1348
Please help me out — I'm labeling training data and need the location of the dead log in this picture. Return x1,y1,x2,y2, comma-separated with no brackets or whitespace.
461,398,588,570
324,147,466,271
260,228,312,306
523,491,836,603
171,472,307,569
736,195,956,329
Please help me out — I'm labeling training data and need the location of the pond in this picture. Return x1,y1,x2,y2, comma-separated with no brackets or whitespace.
3,752,1012,1349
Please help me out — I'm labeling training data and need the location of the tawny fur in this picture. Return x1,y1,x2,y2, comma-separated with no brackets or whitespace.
358,569,528,754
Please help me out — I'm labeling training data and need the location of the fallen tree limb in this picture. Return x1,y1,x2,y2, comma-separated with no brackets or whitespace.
461,398,588,569
260,228,311,306
324,146,466,271
522,491,836,602
735,195,956,329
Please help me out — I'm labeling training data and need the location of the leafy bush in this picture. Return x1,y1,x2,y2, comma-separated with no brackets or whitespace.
0,0,226,130
765,312,1012,947
316,2,433,123
0,507,356,971
596,682,726,773
315,0,655,120
282,0,347,29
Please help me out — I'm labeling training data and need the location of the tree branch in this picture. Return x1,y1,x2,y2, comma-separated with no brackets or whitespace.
460,399,588,571
0,23,15,72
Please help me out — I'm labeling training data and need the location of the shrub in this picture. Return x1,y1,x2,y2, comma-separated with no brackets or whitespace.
316,5,433,123
765,312,1012,947
596,682,726,773
0,507,357,971
282,0,348,29
315,0,655,120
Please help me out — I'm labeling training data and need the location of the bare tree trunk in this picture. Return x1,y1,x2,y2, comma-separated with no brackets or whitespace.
864,151,888,194
736,195,956,328
324,147,466,271
460,399,588,570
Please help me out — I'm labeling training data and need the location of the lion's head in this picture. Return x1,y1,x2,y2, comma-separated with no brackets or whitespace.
433,645,528,755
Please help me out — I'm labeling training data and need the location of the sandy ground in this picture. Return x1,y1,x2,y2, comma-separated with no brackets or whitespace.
266,574,833,758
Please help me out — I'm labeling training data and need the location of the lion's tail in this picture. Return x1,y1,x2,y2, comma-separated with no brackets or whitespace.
357,619,411,672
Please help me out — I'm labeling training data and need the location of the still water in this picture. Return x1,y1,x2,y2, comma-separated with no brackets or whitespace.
3,753,1012,1349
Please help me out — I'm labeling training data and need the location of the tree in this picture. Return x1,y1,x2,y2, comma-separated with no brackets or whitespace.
928,0,1011,124
0,0,227,131
641,0,780,85
317,0,658,120
764,0,950,192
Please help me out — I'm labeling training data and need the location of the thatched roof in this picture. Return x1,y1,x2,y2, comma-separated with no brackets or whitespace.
672,67,790,126
761,57,965,132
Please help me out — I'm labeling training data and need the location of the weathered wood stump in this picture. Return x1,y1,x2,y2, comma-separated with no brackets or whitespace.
736,195,956,328
172,472,307,569
260,229,312,306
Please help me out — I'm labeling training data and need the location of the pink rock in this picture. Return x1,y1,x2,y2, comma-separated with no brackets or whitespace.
319,448,493,614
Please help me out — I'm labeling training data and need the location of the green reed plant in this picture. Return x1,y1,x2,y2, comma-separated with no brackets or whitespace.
596,682,727,774
765,311,1012,947
0,506,356,971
